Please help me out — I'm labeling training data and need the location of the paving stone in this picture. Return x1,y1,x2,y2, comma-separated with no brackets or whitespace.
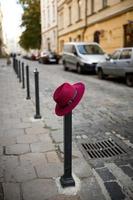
0,146,3,155
0,183,4,200
17,134,39,144
89,160,105,169
38,133,53,143
129,159,133,168
96,167,116,182
3,183,21,200
5,144,30,155
73,158,93,178
79,177,106,200
51,130,63,143
47,194,80,200
104,181,125,200
121,165,133,178
0,136,16,146
46,151,61,163
25,127,48,135
5,163,36,182
3,128,25,137
58,143,83,159
30,120,45,128
35,162,63,178
22,179,58,200
20,152,47,166
30,142,55,153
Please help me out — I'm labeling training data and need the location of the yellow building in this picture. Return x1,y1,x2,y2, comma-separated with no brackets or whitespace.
58,0,133,53
0,3,4,56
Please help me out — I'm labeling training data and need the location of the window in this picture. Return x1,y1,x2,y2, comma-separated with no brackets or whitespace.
68,6,72,25
77,44,104,55
77,35,81,41
90,0,94,14
102,0,107,8
77,0,81,20
69,37,72,42
64,45,73,53
59,11,64,29
93,31,100,43
60,40,64,52
52,2,55,22
120,49,132,59
47,6,50,26
124,24,133,47
111,50,121,60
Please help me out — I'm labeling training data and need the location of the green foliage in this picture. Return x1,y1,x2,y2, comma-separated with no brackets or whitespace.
18,0,41,50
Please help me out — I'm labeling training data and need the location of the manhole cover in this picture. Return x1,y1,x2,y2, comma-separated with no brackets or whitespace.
81,139,127,159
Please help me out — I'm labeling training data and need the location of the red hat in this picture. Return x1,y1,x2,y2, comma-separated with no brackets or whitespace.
53,82,85,116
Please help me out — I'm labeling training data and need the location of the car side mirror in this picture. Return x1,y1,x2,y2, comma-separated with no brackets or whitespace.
106,54,111,61
106,57,110,61
73,51,77,56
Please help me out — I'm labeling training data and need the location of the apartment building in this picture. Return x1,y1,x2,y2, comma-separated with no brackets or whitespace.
58,0,133,53
0,3,4,56
40,0,58,51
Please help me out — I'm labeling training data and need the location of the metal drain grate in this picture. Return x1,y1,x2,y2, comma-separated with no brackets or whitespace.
81,139,126,159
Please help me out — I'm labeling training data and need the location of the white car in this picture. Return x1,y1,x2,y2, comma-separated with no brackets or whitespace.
96,47,133,87
62,42,107,74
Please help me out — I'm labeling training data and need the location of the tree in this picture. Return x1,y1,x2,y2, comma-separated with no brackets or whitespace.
18,0,41,50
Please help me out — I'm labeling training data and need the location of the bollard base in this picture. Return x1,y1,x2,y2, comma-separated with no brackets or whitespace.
60,175,75,188
26,96,31,100
34,114,42,119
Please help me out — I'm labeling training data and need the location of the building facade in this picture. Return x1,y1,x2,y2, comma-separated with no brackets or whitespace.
0,3,4,56
57,0,133,53
40,0,58,51
41,0,133,53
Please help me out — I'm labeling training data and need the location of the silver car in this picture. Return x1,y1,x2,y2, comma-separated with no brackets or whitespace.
62,42,107,74
96,48,133,87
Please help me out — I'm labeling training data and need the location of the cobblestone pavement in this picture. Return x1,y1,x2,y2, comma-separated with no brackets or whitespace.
0,58,133,200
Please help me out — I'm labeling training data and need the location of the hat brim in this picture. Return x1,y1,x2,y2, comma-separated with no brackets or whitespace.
55,82,85,116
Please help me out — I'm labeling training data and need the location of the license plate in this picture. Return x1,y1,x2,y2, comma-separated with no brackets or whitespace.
50,59,56,62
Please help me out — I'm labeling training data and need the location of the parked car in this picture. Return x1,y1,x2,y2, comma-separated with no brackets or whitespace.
62,42,108,74
96,47,133,87
38,50,60,64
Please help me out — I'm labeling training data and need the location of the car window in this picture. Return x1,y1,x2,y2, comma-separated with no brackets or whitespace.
77,44,104,55
119,49,132,59
72,46,77,54
111,50,121,60
64,45,73,53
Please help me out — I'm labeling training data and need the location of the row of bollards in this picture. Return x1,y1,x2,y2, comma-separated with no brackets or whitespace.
12,57,75,189
13,57,41,119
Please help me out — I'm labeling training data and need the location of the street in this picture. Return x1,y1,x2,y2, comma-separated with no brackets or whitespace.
0,58,133,200
24,59,133,143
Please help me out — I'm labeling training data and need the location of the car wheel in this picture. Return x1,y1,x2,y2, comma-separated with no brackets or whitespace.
63,61,68,71
77,64,83,74
126,74,133,87
98,68,105,79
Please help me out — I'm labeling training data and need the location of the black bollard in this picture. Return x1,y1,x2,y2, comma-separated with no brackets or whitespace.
60,111,75,187
19,61,21,82
22,62,25,89
34,68,41,119
13,56,15,71
17,60,19,77
14,58,16,72
26,65,31,99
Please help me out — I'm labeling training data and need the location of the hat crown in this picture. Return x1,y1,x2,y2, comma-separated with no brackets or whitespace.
53,83,76,108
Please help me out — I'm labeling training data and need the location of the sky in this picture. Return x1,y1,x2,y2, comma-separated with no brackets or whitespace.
0,0,23,42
